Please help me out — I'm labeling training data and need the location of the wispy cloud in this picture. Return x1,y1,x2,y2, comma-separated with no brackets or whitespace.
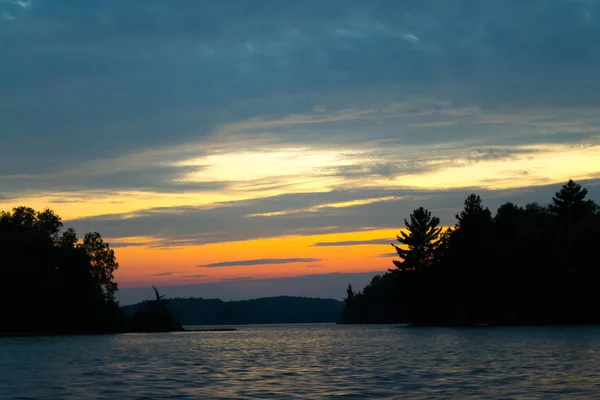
199,258,322,268
221,276,255,281
312,239,392,247
410,121,458,128
63,178,600,248
376,252,399,258
3,0,600,260
150,271,184,277
246,196,401,218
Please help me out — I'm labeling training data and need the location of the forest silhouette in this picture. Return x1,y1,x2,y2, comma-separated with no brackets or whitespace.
123,296,343,325
342,179,600,326
2,179,599,334
0,207,182,335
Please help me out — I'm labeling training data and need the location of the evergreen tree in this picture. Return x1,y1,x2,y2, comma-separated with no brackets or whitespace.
344,284,355,305
342,284,356,323
549,179,596,220
391,207,444,272
339,179,600,326
456,194,492,229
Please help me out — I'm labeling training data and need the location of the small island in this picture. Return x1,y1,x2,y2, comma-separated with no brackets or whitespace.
341,179,600,326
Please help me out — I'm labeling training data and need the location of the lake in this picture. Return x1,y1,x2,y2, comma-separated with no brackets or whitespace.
2,324,600,399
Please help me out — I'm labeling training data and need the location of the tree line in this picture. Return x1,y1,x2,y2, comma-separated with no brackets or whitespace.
0,207,181,335
123,296,343,325
342,180,600,326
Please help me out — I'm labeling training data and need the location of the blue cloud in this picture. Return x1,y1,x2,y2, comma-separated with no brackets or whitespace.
2,1,600,248
2,0,600,178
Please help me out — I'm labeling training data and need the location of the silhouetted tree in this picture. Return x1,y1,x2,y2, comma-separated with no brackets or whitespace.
0,206,183,335
128,287,183,333
455,194,493,229
341,179,600,326
342,285,356,323
0,207,125,333
124,296,344,325
344,285,355,305
549,179,596,220
82,232,119,302
390,207,444,272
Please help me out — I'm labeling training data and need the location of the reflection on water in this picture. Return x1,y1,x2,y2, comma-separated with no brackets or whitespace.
2,324,600,399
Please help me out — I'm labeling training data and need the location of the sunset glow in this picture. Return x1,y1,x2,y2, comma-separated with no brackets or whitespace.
2,0,600,301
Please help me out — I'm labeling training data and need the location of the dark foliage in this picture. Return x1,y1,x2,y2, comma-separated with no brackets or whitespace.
0,207,182,335
342,180,600,326
122,296,343,325
390,207,445,272
0,207,123,334
125,287,184,333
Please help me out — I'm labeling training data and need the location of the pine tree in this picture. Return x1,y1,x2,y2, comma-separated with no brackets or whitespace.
456,194,492,229
344,284,355,305
342,284,357,323
549,179,596,220
391,207,443,272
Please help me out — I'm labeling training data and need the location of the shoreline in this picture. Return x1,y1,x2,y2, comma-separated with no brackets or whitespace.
0,328,238,338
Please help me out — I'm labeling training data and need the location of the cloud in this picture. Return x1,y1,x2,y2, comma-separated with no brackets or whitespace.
150,271,184,277
326,162,435,179
2,0,600,182
107,241,150,249
199,258,322,268
410,121,458,128
312,238,392,247
184,274,209,279
0,161,226,198
376,252,399,258
3,1,600,252
465,148,542,162
221,276,255,281
64,178,600,248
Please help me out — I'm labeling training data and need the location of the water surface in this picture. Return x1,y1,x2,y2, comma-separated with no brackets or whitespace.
2,324,600,399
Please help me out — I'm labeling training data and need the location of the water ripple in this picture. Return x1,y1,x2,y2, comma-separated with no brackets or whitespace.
2,325,600,399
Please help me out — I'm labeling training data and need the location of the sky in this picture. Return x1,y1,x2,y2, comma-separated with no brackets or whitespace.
2,0,600,303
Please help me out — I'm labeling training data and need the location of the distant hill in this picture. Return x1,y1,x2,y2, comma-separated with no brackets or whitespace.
121,296,344,325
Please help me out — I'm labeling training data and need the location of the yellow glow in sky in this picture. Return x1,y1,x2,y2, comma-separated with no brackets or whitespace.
383,144,600,190
176,148,365,182
0,191,247,220
3,139,599,288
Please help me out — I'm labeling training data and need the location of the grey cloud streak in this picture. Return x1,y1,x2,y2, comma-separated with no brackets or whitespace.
65,179,600,248
376,252,399,258
312,239,392,247
199,258,322,268
150,271,184,277
0,164,225,199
